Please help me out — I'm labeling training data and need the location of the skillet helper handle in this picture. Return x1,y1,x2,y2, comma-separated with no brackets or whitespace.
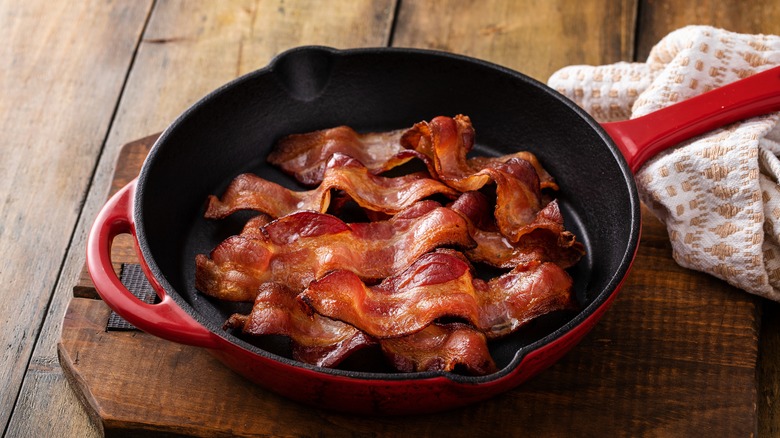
602,65,780,173
87,179,220,349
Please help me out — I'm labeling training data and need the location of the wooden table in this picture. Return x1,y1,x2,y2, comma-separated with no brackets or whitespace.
5,1,780,436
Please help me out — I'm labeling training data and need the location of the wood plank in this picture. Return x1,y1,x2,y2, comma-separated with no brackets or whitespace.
7,1,397,437
636,0,780,60
634,4,780,436
73,135,158,299
58,138,760,436
392,0,637,81
0,0,153,433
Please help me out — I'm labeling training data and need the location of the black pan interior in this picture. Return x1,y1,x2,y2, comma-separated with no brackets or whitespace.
135,46,640,381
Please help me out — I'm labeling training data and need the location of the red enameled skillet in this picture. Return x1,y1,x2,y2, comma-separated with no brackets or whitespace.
87,46,780,415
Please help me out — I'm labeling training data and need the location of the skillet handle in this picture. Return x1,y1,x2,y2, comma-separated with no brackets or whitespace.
602,65,780,173
87,180,220,349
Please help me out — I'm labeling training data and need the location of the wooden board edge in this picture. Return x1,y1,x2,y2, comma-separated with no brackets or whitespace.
57,299,111,436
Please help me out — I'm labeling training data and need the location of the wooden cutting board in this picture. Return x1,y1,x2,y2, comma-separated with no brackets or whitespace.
59,135,762,437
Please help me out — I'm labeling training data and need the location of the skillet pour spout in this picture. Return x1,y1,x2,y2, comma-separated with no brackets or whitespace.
86,46,780,415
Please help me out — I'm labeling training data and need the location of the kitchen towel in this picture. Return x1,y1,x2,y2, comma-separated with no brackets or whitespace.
548,25,780,300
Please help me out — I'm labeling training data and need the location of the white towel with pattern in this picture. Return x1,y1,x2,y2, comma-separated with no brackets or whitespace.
548,25,780,300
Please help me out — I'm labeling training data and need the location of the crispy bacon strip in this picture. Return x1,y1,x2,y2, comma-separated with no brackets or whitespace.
380,323,497,375
299,249,577,340
205,153,457,219
266,116,556,191
195,202,475,301
226,283,497,374
401,115,556,242
400,114,558,190
267,125,421,186
224,282,375,368
450,191,585,269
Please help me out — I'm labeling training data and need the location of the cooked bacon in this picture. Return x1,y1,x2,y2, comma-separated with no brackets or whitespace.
195,202,475,301
266,116,556,191
225,283,497,374
449,191,585,269
401,115,556,242
400,114,558,190
202,115,586,376
298,249,577,340
224,282,375,368
380,323,497,375
205,153,457,219
267,125,422,186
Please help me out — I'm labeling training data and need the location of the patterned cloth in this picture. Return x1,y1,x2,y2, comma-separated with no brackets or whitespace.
548,25,780,301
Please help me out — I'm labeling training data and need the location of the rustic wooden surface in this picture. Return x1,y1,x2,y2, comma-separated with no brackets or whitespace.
5,0,780,436
0,1,153,436
60,135,759,437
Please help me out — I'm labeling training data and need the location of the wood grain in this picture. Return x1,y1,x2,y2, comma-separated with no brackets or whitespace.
634,4,780,435
7,1,396,437
73,135,159,299
636,0,780,60
58,139,759,436
392,0,637,81
8,0,780,436
0,0,152,433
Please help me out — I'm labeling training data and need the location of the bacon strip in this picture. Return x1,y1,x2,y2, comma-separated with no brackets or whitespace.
298,249,577,340
449,191,585,269
195,202,475,301
380,323,497,375
225,283,497,374
401,115,556,242
400,114,558,190
205,153,457,219
266,116,556,191
267,125,421,186
224,282,375,368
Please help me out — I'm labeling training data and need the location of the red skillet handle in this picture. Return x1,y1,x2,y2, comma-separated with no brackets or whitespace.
86,179,220,349
602,65,780,173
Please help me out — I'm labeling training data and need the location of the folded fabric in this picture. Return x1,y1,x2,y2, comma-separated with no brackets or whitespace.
548,25,780,301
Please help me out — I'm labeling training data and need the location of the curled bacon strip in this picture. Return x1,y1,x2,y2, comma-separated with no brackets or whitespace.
224,282,375,368
224,282,496,374
266,116,556,191
195,201,475,301
267,125,421,186
401,115,555,242
298,249,576,340
449,191,585,269
381,323,497,375
205,153,457,219
400,114,558,190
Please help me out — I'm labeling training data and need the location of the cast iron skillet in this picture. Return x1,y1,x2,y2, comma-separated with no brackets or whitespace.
87,46,780,415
